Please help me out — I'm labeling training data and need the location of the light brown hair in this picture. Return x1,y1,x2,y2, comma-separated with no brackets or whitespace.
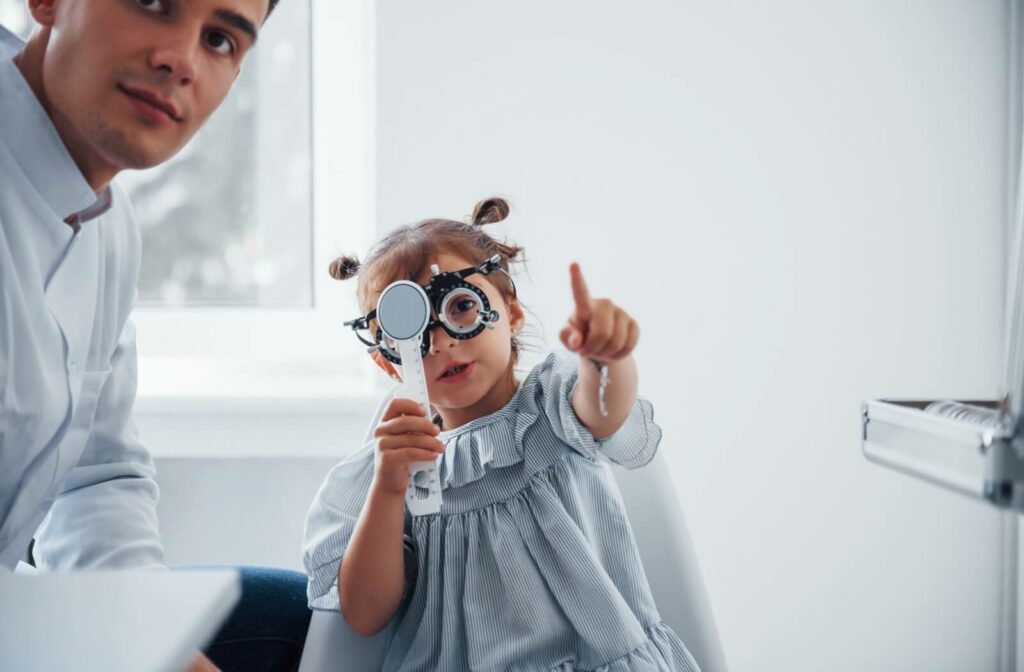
330,197,528,361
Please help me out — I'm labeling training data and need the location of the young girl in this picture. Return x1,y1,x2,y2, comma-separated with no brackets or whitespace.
303,198,700,672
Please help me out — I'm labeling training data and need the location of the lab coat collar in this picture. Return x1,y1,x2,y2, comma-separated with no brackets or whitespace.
0,39,113,227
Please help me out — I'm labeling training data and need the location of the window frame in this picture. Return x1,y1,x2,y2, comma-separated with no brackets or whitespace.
134,0,382,404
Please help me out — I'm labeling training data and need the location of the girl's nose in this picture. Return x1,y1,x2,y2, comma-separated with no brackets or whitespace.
429,327,457,356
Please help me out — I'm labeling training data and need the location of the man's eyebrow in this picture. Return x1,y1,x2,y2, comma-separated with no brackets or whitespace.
214,9,258,44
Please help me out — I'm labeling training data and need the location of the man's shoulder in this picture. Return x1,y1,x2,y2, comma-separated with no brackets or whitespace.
0,143,36,225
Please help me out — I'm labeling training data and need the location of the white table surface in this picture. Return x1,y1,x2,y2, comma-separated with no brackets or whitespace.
0,569,240,672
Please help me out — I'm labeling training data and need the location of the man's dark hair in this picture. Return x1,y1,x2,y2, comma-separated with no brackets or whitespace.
268,0,280,16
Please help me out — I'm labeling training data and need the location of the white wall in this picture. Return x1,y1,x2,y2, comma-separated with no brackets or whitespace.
373,1,1009,671
154,457,338,572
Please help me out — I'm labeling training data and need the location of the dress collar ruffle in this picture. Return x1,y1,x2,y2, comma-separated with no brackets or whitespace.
435,365,546,489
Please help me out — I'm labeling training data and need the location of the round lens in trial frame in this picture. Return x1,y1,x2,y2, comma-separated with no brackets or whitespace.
377,281,431,341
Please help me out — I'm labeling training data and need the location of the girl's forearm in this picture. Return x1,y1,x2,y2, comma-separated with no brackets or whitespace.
572,355,638,439
338,481,408,636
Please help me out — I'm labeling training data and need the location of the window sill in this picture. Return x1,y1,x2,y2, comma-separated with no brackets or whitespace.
136,356,383,415
135,357,386,459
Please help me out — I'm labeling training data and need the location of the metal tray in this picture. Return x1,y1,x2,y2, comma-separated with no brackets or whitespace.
861,399,1023,510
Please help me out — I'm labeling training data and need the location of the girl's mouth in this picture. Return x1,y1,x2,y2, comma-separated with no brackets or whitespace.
438,361,474,382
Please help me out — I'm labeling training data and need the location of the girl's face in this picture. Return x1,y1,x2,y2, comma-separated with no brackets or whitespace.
375,252,525,427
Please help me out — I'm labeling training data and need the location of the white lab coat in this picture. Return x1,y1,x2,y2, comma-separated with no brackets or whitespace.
0,28,164,571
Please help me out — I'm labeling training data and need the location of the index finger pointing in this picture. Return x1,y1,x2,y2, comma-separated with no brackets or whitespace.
570,262,592,319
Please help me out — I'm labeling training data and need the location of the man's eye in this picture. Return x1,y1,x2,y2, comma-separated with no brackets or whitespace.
135,0,166,13
205,31,235,55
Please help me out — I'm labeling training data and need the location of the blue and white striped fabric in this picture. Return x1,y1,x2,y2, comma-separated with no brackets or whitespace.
303,351,700,671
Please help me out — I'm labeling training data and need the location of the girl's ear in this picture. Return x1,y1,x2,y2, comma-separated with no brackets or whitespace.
507,298,526,335
372,351,401,381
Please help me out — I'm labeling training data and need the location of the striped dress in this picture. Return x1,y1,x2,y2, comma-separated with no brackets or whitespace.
303,351,701,672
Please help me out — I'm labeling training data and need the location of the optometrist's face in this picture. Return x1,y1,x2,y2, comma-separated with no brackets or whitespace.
31,0,268,174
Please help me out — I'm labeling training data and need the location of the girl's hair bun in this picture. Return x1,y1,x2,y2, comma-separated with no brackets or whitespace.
471,197,510,227
328,255,361,280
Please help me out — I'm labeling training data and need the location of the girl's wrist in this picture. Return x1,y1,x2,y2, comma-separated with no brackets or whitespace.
370,475,409,504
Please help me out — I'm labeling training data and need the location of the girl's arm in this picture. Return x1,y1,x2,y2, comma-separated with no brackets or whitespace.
338,399,444,636
338,482,407,636
573,355,638,439
560,263,642,440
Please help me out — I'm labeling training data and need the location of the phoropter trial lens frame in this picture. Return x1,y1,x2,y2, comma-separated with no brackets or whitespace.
343,255,511,365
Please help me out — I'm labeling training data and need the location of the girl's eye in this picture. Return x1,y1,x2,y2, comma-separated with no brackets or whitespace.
205,31,235,56
454,300,475,314
135,0,166,13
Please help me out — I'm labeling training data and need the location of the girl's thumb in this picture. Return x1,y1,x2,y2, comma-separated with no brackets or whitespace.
560,326,580,351
561,325,577,352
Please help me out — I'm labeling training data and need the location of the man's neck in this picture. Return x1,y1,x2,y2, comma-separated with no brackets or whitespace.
13,31,118,195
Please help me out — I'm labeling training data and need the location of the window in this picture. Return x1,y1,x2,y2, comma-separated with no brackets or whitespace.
2,0,313,307
121,6,314,309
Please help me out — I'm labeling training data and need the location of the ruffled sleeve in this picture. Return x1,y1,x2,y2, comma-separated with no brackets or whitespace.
532,351,662,469
302,446,418,612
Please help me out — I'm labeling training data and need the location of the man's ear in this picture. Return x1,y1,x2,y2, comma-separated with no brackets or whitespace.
27,0,58,28
372,351,401,381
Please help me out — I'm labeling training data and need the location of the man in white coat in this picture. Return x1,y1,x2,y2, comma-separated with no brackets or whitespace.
0,1,310,670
